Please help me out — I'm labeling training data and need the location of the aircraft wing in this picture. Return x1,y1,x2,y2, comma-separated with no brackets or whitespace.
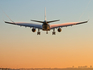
50,20,88,29
5,21,42,29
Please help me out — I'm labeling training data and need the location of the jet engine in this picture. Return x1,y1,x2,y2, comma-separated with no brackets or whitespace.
58,28,62,32
32,28,36,32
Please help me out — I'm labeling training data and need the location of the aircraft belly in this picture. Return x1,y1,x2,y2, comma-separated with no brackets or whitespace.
42,24,50,31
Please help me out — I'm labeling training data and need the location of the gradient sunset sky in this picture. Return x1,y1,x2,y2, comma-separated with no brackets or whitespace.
0,0,93,68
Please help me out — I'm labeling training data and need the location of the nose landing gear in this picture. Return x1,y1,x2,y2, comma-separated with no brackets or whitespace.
46,31,48,34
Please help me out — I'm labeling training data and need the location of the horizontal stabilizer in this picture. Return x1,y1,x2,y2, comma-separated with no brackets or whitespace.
47,20,60,23
31,20,43,23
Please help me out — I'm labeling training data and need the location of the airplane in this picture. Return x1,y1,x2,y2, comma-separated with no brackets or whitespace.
4,8,88,35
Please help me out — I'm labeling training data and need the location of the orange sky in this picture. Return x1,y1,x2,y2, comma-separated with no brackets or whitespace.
0,37,93,68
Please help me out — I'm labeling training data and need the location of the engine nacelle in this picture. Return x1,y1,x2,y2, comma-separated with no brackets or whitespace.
32,28,36,32
58,28,62,32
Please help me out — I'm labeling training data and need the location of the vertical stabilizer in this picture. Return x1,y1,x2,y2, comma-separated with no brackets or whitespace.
45,7,46,21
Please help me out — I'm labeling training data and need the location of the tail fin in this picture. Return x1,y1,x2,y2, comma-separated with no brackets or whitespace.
45,7,46,21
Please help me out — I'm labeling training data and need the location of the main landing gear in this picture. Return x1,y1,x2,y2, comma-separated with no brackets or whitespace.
37,29,40,35
52,29,56,35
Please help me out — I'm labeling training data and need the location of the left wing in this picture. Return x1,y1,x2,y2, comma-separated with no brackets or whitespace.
50,20,88,29
5,21,42,29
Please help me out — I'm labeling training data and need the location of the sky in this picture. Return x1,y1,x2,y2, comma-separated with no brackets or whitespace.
0,0,93,68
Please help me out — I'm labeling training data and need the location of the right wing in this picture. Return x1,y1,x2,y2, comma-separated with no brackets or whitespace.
50,20,88,29
5,21,42,29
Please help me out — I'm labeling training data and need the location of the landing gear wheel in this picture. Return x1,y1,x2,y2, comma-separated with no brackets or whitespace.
52,32,56,35
37,32,40,35
46,31,48,34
